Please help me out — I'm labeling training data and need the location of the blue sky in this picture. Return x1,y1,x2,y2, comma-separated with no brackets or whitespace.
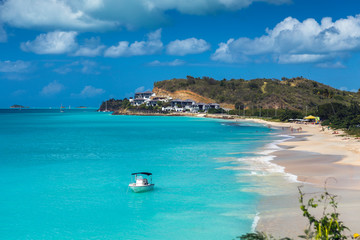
1,0,360,107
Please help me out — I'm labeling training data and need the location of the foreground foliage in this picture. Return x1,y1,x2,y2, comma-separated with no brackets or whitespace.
298,185,349,240
236,184,355,240
238,232,291,240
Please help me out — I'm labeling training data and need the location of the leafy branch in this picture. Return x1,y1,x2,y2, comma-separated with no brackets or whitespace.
238,180,355,240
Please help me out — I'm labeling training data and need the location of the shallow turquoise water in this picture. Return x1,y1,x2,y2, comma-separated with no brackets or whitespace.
0,109,277,240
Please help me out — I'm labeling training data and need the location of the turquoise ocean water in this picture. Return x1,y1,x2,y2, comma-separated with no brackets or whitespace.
0,109,287,240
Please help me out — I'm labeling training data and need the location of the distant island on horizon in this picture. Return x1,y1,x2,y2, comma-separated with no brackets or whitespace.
10,105,28,109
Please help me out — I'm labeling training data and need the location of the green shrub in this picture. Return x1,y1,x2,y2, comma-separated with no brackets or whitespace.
237,184,352,240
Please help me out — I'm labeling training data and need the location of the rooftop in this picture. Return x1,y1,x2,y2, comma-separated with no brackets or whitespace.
135,91,153,94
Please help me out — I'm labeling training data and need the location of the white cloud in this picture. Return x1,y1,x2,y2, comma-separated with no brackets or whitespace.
166,38,210,56
0,60,31,72
72,85,105,98
135,86,145,92
0,0,115,31
21,31,78,54
212,15,360,64
0,24,7,42
211,39,237,63
104,29,163,57
139,0,289,15
148,59,185,66
40,80,65,96
0,0,289,31
72,37,105,57
316,61,346,69
277,54,329,64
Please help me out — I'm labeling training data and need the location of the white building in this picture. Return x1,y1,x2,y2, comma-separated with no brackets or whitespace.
134,91,155,99
130,91,221,112
131,91,155,106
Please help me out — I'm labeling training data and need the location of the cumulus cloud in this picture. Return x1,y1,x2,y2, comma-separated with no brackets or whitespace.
211,39,237,63
104,29,163,57
0,0,289,31
0,60,31,72
72,85,105,98
212,15,360,64
166,38,210,56
21,31,78,54
72,37,105,57
277,54,329,64
0,0,115,31
148,59,185,66
40,80,65,96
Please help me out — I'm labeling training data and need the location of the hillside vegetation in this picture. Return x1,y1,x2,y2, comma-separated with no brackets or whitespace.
154,76,360,111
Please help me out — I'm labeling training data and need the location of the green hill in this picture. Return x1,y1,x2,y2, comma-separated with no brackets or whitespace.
154,76,360,111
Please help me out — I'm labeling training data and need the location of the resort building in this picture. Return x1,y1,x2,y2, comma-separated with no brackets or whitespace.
152,96,169,102
209,103,220,109
133,98,146,106
148,100,159,107
170,99,195,108
134,91,155,99
131,91,155,106
193,103,209,111
130,91,221,113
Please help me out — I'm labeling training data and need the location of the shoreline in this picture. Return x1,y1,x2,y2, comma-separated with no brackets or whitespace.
111,111,360,235
112,110,236,119
240,118,360,237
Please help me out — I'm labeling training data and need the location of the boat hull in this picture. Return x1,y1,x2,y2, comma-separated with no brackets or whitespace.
129,184,154,193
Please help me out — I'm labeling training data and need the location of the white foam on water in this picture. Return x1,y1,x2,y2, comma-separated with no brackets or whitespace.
220,134,299,232
236,134,299,183
251,212,260,232
258,134,294,155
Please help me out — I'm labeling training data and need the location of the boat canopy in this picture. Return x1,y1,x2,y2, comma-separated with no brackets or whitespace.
131,172,152,176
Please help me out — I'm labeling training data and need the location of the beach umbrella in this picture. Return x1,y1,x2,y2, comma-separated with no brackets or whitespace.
304,115,317,119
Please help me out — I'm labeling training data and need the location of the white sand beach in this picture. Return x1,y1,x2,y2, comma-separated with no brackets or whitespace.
240,118,360,238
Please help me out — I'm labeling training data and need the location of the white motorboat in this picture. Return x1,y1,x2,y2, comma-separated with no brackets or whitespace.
128,172,154,193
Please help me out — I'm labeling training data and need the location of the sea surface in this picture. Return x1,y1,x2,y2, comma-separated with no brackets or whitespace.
0,109,290,240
